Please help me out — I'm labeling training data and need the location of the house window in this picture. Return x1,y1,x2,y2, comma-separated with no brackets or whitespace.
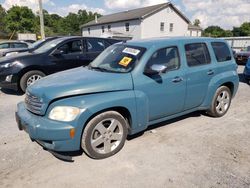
169,23,174,32
88,28,90,35
125,23,129,32
160,22,164,31
102,26,105,33
108,25,111,31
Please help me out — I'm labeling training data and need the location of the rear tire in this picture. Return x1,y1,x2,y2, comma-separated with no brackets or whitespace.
207,86,232,117
20,70,45,92
81,111,128,159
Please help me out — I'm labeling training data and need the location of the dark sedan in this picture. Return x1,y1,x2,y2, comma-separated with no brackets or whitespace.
243,58,250,85
235,46,250,65
0,36,121,92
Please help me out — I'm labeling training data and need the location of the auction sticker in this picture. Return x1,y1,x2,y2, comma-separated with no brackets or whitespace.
122,47,140,56
119,57,132,67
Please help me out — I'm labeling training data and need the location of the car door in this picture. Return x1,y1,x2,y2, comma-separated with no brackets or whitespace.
83,38,106,64
135,46,186,121
49,39,84,72
183,42,215,110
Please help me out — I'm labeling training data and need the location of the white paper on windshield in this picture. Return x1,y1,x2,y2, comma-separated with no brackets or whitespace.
122,48,140,56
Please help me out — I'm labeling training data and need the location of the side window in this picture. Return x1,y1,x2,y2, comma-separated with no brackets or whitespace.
58,40,82,54
185,43,211,67
0,43,9,49
147,46,180,71
86,38,105,52
211,42,232,62
13,43,28,48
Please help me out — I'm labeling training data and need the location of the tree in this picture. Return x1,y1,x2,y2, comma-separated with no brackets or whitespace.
240,22,250,36
4,6,36,33
193,19,201,26
0,5,7,36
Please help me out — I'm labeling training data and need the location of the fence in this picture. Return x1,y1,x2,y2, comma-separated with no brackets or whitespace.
221,37,250,52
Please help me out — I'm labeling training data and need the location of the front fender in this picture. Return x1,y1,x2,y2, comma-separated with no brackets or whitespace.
201,70,239,108
46,90,139,149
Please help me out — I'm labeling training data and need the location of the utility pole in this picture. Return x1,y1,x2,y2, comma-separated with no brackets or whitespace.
38,0,45,39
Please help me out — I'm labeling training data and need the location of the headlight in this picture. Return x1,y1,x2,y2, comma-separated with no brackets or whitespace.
0,61,19,68
49,106,81,122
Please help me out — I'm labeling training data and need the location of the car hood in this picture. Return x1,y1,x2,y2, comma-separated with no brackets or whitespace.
0,51,42,64
27,67,133,103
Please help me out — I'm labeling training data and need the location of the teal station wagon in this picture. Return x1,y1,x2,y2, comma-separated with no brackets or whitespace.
16,37,239,159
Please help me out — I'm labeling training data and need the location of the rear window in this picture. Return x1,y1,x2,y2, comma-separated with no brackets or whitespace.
211,42,232,62
185,43,211,67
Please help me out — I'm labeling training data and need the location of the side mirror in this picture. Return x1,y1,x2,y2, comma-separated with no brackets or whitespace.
52,49,64,56
144,64,168,75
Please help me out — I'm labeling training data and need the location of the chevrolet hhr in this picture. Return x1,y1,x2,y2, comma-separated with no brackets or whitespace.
16,37,239,159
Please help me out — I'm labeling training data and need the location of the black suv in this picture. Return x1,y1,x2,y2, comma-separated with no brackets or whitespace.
0,36,121,92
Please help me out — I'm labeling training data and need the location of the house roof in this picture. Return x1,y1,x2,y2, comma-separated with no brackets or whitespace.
81,3,191,28
188,24,203,31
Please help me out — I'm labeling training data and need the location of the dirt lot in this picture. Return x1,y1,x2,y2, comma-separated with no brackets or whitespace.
0,65,249,188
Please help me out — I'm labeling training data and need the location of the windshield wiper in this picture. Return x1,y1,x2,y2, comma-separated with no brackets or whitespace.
88,65,107,72
88,65,119,73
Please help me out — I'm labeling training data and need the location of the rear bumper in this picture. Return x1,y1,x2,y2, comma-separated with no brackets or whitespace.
16,102,81,151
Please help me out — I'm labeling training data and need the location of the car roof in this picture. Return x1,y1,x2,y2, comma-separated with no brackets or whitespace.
56,36,120,41
0,40,30,44
126,37,227,49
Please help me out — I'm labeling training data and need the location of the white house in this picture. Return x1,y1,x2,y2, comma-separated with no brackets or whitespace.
81,3,202,40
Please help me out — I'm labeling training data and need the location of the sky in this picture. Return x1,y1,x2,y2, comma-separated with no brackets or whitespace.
0,0,250,30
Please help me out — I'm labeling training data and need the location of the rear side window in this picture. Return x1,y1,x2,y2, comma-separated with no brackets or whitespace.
13,43,28,48
86,38,105,52
185,43,211,67
211,42,232,62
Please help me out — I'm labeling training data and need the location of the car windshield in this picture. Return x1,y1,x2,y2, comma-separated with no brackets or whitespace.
33,38,65,53
29,39,46,49
89,44,146,73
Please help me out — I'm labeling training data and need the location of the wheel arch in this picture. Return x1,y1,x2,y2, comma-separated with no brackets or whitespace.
83,106,133,132
17,66,47,87
220,82,234,96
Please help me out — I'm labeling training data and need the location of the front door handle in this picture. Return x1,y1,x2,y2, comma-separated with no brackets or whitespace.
207,70,214,75
172,76,183,83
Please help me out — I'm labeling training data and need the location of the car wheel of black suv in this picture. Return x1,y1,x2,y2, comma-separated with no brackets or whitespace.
207,86,232,117
81,111,128,159
20,70,45,92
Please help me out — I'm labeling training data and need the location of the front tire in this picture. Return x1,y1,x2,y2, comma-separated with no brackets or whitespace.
20,70,45,92
82,111,128,159
207,86,232,117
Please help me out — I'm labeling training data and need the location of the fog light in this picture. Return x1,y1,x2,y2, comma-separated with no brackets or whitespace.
70,128,75,139
5,75,13,82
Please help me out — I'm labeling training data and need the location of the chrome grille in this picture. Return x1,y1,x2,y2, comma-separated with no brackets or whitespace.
25,92,43,115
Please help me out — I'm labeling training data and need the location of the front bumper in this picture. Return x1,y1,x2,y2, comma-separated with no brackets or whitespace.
0,72,19,90
16,102,81,151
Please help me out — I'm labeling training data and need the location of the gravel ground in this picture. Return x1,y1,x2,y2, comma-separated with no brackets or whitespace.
0,65,249,188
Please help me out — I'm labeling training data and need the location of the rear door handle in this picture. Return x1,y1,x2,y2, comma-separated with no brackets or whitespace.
172,76,183,83
207,70,214,75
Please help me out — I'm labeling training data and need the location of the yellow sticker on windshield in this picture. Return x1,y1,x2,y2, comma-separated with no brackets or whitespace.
119,57,132,67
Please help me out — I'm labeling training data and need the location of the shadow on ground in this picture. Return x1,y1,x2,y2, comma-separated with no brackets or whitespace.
49,111,204,162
